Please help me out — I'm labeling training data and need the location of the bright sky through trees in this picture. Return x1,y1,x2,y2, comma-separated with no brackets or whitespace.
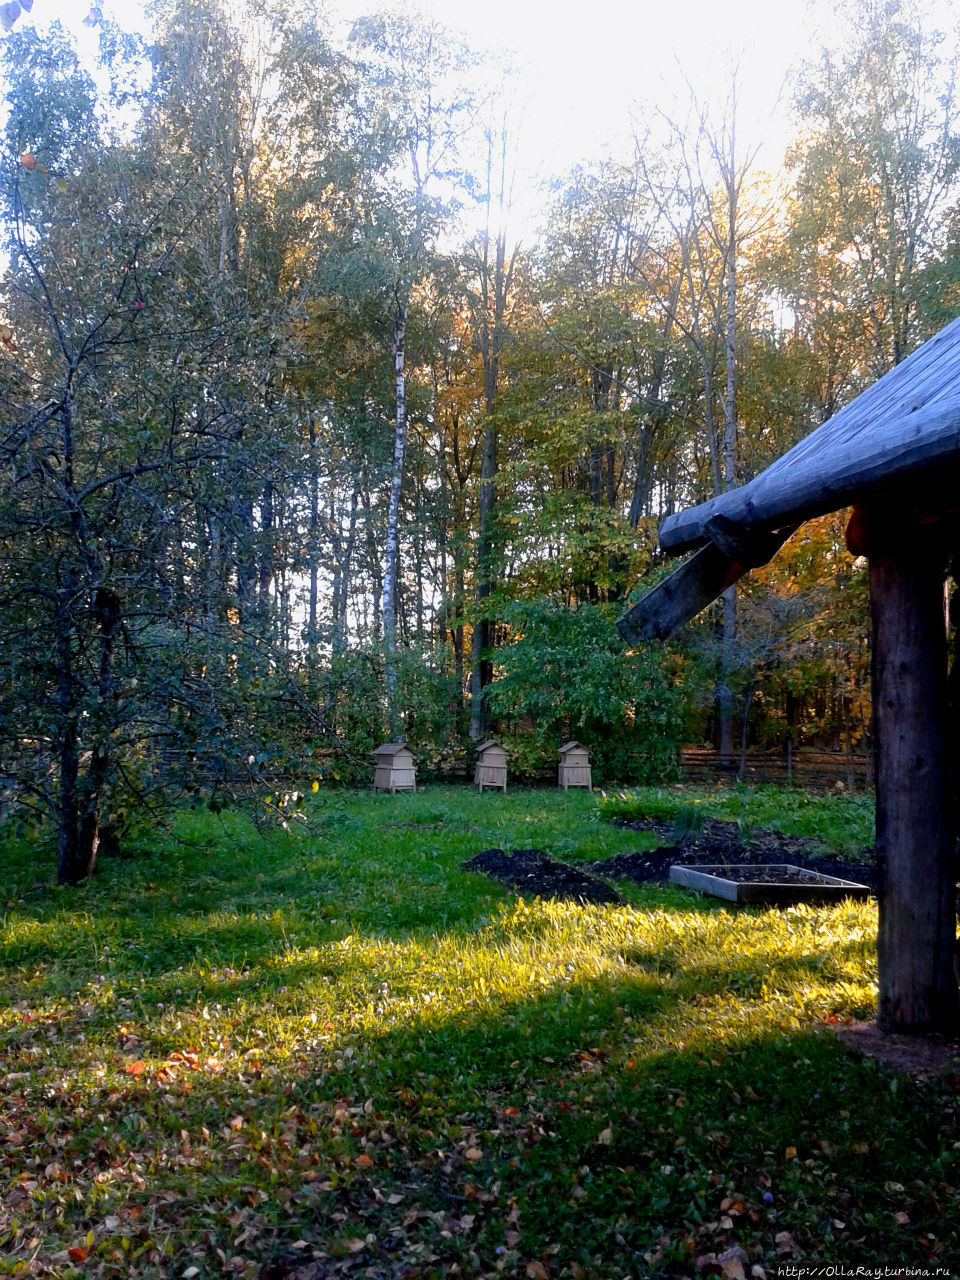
372,0,816,168
27,0,822,234
25,0,960,240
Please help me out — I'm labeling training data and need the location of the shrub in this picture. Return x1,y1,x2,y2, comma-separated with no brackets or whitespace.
487,600,687,785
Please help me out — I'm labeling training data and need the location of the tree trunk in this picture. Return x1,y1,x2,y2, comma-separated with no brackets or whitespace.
467,146,517,741
334,486,359,655
717,588,738,759
236,496,257,625
869,518,958,1033
362,485,382,646
738,679,755,782
383,294,408,725
77,588,121,868
843,692,856,792
718,144,739,764
307,423,320,656
469,409,497,742
258,479,274,619
207,514,222,632
55,575,84,886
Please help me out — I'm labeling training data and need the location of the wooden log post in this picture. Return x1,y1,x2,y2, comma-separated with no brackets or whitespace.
859,508,959,1033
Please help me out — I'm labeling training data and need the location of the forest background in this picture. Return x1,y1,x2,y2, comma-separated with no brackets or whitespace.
1,0,957,883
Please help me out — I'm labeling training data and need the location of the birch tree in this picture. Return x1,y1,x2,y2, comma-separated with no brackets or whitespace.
350,12,479,725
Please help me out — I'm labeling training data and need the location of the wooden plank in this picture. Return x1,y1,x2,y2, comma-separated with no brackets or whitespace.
869,517,959,1033
617,544,747,642
616,526,794,643
660,341,960,552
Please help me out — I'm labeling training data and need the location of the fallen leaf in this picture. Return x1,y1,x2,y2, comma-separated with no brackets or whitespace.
68,1248,89,1264
124,1060,145,1076
784,1146,796,1160
774,1230,795,1256
526,1263,549,1280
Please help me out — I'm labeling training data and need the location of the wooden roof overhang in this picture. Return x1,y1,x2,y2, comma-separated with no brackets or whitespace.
616,314,960,1037
618,314,960,645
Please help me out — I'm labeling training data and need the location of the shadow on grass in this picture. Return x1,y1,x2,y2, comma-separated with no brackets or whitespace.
3,957,958,1278
4,793,944,1275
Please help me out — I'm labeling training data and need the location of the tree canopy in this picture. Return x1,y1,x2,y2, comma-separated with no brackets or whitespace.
1,0,957,878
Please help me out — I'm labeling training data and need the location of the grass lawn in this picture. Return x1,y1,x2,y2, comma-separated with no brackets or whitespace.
1,784,957,1279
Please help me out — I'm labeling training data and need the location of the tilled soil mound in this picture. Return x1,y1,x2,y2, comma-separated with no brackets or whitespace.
464,820,876,903
463,847,623,905
604,816,877,890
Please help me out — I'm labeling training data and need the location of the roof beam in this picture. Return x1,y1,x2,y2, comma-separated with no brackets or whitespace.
616,525,794,644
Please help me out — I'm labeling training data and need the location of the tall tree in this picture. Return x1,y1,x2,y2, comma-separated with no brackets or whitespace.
464,111,522,740
790,0,960,373
350,12,478,725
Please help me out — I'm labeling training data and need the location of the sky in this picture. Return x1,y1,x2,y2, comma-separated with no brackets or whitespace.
20,0,829,236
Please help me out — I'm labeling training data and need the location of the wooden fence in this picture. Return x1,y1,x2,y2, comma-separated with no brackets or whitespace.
681,746,872,792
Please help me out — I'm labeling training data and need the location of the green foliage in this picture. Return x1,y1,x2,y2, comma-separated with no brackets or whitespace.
487,600,686,784
309,645,463,785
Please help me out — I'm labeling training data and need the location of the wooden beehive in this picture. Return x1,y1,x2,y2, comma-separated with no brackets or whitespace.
372,742,416,793
558,740,592,791
474,739,507,793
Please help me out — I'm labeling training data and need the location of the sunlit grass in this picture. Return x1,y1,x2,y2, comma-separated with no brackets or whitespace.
0,786,956,1278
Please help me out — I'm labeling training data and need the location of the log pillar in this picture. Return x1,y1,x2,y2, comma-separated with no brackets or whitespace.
864,510,959,1033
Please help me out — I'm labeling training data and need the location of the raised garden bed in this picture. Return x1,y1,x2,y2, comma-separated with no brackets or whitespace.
669,862,873,906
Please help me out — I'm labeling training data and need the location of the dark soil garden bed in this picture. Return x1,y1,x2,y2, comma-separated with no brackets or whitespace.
464,818,877,905
604,816,877,890
463,847,623,905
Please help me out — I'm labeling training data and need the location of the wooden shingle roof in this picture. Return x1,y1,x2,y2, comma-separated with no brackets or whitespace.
661,315,960,552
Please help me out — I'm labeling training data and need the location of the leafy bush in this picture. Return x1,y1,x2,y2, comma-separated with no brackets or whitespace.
309,645,463,785
487,600,687,785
